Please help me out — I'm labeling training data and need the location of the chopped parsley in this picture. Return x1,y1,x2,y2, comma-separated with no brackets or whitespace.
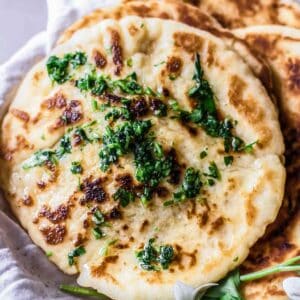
56,135,72,158
99,120,152,171
70,161,83,174
92,208,105,225
46,251,53,257
46,51,87,84
241,140,258,153
165,167,202,206
92,227,105,240
91,209,107,240
136,238,174,271
22,150,57,170
154,61,166,67
224,155,234,166
99,239,117,257
205,162,221,180
68,246,86,266
168,54,252,153
126,57,133,67
76,72,108,96
105,106,133,122
113,188,135,207
200,150,208,159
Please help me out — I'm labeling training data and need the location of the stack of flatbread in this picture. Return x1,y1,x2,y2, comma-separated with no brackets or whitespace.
0,0,299,299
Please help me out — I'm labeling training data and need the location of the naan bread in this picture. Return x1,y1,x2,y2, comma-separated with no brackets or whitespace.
187,0,300,29
58,0,276,106
0,17,285,300
233,25,300,299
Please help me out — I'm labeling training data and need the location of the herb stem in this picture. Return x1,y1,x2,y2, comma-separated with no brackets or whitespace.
240,257,300,282
59,284,107,299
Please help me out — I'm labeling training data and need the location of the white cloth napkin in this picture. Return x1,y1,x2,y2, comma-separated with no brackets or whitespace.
0,0,299,299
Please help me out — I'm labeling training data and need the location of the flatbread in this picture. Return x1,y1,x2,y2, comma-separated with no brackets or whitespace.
187,0,300,29
58,0,277,108
0,16,285,300
233,25,300,299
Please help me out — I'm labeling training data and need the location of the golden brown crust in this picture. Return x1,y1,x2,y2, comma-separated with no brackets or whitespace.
188,0,300,29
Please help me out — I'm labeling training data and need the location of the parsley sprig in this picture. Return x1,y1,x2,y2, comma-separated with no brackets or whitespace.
136,238,174,271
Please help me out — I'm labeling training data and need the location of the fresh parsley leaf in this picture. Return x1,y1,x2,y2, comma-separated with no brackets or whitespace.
203,270,242,300
56,135,71,158
22,150,57,170
68,246,86,266
70,161,83,174
126,57,133,67
113,188,135,207
112,72,143,95
99,120,152,171
205,162,221,180
136,238,174,271
92,208,105,226
224,156,234,166
200,150,208,159
46,52,87,84
165,167,202,206
241,141,258,154
99,239,117,257
92,227,105,240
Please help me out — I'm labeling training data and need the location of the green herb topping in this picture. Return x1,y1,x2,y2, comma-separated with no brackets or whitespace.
113,188,135,207
46,52,87,84
164,167,202,206
136,238,174,271
99,120,152,171
224,156,234,166
22,150,57,170
68,246,86,266
200,150,208,159
205,162,221,180
70,161,83,174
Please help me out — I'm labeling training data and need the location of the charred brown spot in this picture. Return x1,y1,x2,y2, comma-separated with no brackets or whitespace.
167,148,182,185
93,50,107,69
22,195,33,206
83,218,90,229
149,99,165,114
128,24,139,36
10,108,30,123
130,98,148,117
37,181,46,190
228,75,272,147
91,255,119,277
198,211,209,226
51,100,82,130
122,224,129,231
104,93,122,104
115,173,133,189
40,224,66,245
174,247,198,269
110,29,123,75
41,92,66,110
166,56,182,76
39,204,69,224
286,57,300,92
109,207,122,220
174,32,204,53
210,217,225,233
154,186,169,198
139,220,149,232
116,243,129,249
74,233,86,247
80,177,107,204
72,132,83,147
